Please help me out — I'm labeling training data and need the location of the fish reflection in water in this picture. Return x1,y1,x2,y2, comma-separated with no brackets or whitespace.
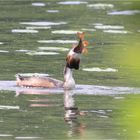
64,90,86,137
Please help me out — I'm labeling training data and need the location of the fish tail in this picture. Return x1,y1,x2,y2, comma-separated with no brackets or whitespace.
77,32,85,40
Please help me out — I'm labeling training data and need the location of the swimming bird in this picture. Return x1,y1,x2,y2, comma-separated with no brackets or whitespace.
16,32,88,89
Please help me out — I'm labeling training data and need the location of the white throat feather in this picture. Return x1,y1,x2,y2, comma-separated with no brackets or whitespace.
63,66,75,90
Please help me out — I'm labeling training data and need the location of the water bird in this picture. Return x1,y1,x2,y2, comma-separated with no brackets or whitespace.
16,32,88,89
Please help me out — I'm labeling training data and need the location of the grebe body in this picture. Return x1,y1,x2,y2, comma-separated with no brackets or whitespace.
16,32,88,89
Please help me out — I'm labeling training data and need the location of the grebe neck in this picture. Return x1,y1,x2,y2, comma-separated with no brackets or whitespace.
63,66,75,90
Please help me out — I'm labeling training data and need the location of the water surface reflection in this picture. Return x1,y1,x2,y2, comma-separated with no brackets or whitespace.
0,88,140,139
0,0,140,139
64,90,86,137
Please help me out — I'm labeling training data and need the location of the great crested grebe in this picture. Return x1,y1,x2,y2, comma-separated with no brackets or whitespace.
16,32,88,89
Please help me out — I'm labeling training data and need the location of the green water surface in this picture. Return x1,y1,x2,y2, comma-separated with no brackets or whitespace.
0,0,140,139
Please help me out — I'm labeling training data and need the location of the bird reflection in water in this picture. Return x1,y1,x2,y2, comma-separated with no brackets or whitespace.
15,88,86,137
64,90,86,137
15,89,60,107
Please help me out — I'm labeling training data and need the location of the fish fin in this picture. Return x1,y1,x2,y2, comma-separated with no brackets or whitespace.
83,40,89,47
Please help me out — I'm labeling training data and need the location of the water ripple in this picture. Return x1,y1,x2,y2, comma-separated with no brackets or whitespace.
103,30,129,34
108,10,140,15
0,134,13,137
32,2,46,7
15,136,40,139
83,67,118,72
58,1,88,5
38,47,69,51
0,105,20,110
15,50,30,53
47,10,59,13
0,81,140,95
11,29,38,33
26,51,59,56
38,40,77,44
94,25,124,30
87,3,114,9
52,30,80,34
20,21,67,26
0,42,4,45
0,50,9,53
26,26,51,30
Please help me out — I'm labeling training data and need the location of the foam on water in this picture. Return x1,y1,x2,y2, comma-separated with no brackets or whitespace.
108,10,140,15
87,3,114,9
38,40,77,44
38,47,69,51
52,30,81,34
31,2,46,7
58,1,88,5
11,29,38,33
20,21,67,26
83,67,118,72
0,81,140,95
